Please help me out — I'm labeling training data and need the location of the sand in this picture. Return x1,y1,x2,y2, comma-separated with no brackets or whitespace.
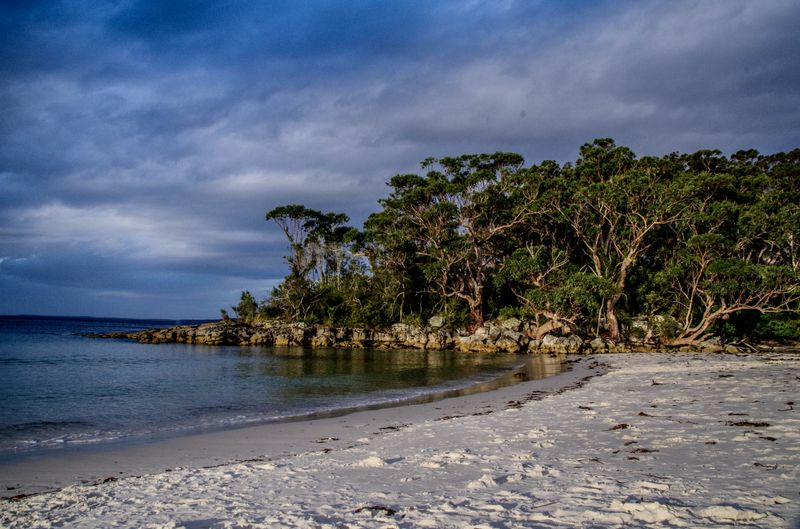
2,352,798,528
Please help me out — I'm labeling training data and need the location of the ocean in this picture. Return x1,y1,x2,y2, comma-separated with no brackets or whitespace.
0,315,550,462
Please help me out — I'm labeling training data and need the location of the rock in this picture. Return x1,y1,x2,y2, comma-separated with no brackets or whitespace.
494,329,526,353
454,335,472,352
541,334,561,347
372,331,397,346
539,334,584,354
698,339,724,353
96,316,730,355
454,335,489,352
405,333,428,349
311,335,333,348
273,334,291,346
354,456,387,468
249,332,273,345
472,342,503,353
495,336,523,353
425,332,451,350
473,326,490,337
428,315,445,328
391,323,411,335
351,328,373,345
501,330,523,343
628,318,652,343
500,317,522,332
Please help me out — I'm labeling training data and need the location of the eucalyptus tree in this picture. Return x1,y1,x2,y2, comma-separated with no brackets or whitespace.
265,205,351,320
553,140,687,341
494,159,610,336
652,150,800,344
363,189,431,323
257,141,799,343
366,152,539,328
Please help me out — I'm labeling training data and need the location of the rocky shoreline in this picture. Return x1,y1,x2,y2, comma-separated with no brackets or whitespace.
88,317,769,355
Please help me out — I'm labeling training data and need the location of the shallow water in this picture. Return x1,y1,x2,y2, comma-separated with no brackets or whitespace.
0,316,555,461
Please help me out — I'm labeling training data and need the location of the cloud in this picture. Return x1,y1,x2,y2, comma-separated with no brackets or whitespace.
1,0,798,318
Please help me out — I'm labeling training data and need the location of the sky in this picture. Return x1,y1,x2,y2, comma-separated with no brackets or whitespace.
1,0,799,320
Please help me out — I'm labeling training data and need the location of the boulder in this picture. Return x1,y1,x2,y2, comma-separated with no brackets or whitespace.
589,337,609,352
698,338,724,353
428,315,446,328
372,331,397,345
472,326,490,337
539,334,584,354
455,335,481,352
404,330,428,349
495,336,523,353
425,331,453,350
273,334,291,346
500,318,522,332
526,339,542,353
501,330,524,344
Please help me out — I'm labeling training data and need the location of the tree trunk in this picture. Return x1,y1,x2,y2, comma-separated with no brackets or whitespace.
669,307,722,346
605,295,621,341
468,301,484,331
531,318,562,340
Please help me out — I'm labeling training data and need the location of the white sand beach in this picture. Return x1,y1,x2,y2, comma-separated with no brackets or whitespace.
2,352,798,528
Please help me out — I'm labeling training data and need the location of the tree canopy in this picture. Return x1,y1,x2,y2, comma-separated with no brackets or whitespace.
250,140,799,344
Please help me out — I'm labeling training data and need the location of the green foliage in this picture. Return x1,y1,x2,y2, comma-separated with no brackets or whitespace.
652,316,681,342
753,312,800,341
232,291,258,323
402,312,424,327
497,306,522,320
247,140,799,345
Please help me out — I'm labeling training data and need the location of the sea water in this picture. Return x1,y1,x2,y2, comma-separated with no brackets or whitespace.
0,315,546,461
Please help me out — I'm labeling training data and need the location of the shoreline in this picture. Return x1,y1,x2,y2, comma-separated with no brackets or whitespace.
0,355,594,497
0,351,563,468
92,318,800,356
3,351,798,528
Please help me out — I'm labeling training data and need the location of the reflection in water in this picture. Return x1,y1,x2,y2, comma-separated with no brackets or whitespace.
519,354,565,380
231,346,567,403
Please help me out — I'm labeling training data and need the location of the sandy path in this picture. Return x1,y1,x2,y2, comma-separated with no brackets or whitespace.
2,352,798,528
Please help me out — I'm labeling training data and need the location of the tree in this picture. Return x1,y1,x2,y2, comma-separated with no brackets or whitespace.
265,205,351,278
232,291,258,323
497,244,613,337
553,140,686,340
265,205,352,320
253,140,799,344
367,153,535,329
651,157,800,344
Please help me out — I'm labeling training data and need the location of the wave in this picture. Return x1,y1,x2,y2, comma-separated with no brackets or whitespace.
0,420,94,433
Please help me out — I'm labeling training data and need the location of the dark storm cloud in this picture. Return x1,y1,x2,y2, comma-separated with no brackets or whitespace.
1,0,798,318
